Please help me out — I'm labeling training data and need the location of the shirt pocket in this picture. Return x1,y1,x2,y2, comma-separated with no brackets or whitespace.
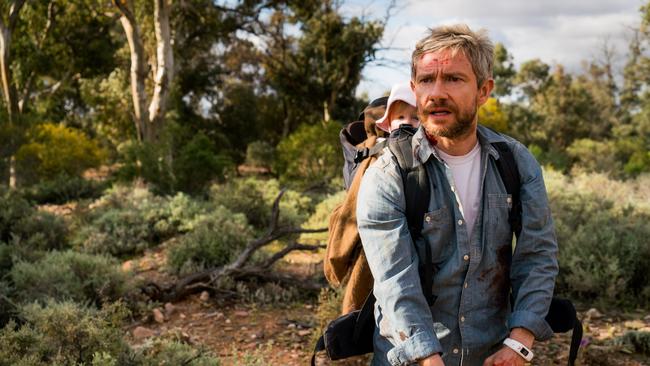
487,193,514,248
420,206,453,265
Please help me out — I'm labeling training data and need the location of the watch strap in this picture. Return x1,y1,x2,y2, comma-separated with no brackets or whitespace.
503,337,534,361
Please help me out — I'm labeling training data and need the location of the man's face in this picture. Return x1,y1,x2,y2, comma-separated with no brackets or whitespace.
410,49,492,140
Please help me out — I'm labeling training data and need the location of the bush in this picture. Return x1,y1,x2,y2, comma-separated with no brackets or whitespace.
546,170,650,307
299,190,346,245
10,250,132,305
74,185,210,257
167,206,254,274
210,177,312,231
0,189,68,251
275,122,343,187
130,337,222,366
0,300,130,366
117,123,234,194
245,140,276,169
21,174,107,205
15,123,106,185
615,331,650,356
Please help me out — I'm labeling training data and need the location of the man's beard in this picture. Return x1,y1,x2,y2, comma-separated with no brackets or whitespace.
420,99,477,140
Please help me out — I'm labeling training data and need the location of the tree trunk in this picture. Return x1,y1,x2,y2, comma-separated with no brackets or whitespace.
115,0,174,143
147,0,173,142
115,0,149,142
0,0,27,188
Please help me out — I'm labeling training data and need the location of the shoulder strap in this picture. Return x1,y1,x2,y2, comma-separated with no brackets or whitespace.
491,141,522,238
387,126,435,306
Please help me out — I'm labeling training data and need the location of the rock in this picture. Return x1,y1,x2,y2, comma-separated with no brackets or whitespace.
287,323,296,329
180,313,186,319
164,302,175,316
585,308,603,320
234,310,249,317
205,311,224,319
133,326,155,340
297,329,311,337
122,260,134,272
153,308,165,323
225,318,231,324
199,291,210,301
644,315,650,322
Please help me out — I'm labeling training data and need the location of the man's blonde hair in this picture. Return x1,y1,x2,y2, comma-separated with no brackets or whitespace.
411,24,494,87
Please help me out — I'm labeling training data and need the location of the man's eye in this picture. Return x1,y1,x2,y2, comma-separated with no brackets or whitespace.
420,77,432,83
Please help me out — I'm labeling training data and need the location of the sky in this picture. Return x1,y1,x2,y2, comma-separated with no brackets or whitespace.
340,0,646,100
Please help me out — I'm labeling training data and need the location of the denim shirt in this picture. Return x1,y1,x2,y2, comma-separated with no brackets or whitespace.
356,125,559,366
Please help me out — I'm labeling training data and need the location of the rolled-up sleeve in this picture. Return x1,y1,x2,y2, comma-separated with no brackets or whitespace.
357,159,441,365
508,142,559,341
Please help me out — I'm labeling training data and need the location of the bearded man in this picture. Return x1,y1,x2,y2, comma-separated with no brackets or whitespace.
356,24,558,366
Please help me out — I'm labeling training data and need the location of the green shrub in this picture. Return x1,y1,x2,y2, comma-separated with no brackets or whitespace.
615,331,650,356
546,170,650,307
299,190,346,245
10,250,132,305
0,189,68,251
173,132,234,194
167,206,254,275
15,123,106,185
0,300,130,366
275,122,343,187
74,185,210,257
21,174,107,205
117,124,234,194
245,140,276,169
210,177,312,231
131,337,222,366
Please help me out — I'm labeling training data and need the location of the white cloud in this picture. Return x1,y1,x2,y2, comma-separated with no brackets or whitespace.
354,0,644,100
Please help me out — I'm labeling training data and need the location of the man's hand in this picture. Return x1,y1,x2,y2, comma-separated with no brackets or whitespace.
418,353,444,366
482,328,534,366
482,346,526,366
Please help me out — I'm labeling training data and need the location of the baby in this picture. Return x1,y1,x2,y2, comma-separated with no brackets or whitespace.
375,82,420,134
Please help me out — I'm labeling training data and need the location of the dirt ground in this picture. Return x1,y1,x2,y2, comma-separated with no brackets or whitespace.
126,247,650,366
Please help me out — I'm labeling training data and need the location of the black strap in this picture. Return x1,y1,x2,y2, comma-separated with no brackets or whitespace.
568,318,582,366
388,126,435,306
491,141,522,238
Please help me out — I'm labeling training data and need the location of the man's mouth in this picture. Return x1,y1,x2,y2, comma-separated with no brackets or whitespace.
429,108,451,116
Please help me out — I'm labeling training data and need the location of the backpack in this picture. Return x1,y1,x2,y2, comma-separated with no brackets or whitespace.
315,122,583,365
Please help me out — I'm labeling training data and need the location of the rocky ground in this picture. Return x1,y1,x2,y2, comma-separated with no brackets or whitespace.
123,247,650,365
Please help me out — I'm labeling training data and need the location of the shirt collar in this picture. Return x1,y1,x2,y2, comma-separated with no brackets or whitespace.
412,124,500,167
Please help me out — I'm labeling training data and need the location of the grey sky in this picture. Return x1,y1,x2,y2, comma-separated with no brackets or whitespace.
341,0,646,100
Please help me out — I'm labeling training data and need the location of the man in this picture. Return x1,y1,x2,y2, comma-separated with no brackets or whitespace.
356,24,558,366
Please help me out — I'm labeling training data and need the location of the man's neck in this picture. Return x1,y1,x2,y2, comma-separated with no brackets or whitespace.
434,127,478,156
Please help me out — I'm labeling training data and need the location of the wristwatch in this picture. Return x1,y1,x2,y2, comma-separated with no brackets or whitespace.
503,337,534,361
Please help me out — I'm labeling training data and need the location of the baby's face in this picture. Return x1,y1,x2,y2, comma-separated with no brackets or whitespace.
388,101,420,132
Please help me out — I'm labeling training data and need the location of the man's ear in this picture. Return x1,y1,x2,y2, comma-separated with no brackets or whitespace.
410,79,416,92
477,78,494,106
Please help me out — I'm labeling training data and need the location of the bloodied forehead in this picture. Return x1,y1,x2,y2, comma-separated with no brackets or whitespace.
415,49,474,78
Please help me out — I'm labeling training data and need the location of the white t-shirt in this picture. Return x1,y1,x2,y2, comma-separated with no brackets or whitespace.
435,143,482,238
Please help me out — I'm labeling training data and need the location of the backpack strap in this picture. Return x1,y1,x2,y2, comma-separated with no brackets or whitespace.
354,139,387,164
491,141,522,238
387,126,435,306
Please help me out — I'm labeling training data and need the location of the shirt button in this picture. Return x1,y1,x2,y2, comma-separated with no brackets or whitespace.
464,282,468,288
453,348,459,354
507,197,512,203
425,216,431,223
463,254,469,261
457,219,463,226
451,186,455,192
460,316,465,322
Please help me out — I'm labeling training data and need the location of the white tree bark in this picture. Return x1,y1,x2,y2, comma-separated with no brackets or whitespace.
114,0,174,142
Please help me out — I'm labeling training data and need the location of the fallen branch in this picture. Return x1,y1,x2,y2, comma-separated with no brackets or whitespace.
153,189,327,302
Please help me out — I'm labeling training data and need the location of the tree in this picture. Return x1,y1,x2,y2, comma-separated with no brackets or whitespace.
492,43,515,99
113,0,173,143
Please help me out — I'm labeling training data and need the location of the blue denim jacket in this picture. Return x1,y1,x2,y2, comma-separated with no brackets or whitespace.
356,125,558,366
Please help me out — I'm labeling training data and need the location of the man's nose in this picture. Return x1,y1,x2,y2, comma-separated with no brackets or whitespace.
427,78,447,101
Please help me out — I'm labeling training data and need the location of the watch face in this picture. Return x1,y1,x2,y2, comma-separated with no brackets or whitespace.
520,348,529,356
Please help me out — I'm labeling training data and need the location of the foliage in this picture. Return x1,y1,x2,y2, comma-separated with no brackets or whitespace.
129,337,222,366
615,331,650,356
209,177,312,231
275,122,343,187
0,300,130,366
73,185,210,257
117,123,234,195
478,98,508,132
546,170,650,307
299,190,346,245
245,140,276,169
21,174,108,205
0,188,67,252
10,251,132,306
167,206,254,275
15,123,106,185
